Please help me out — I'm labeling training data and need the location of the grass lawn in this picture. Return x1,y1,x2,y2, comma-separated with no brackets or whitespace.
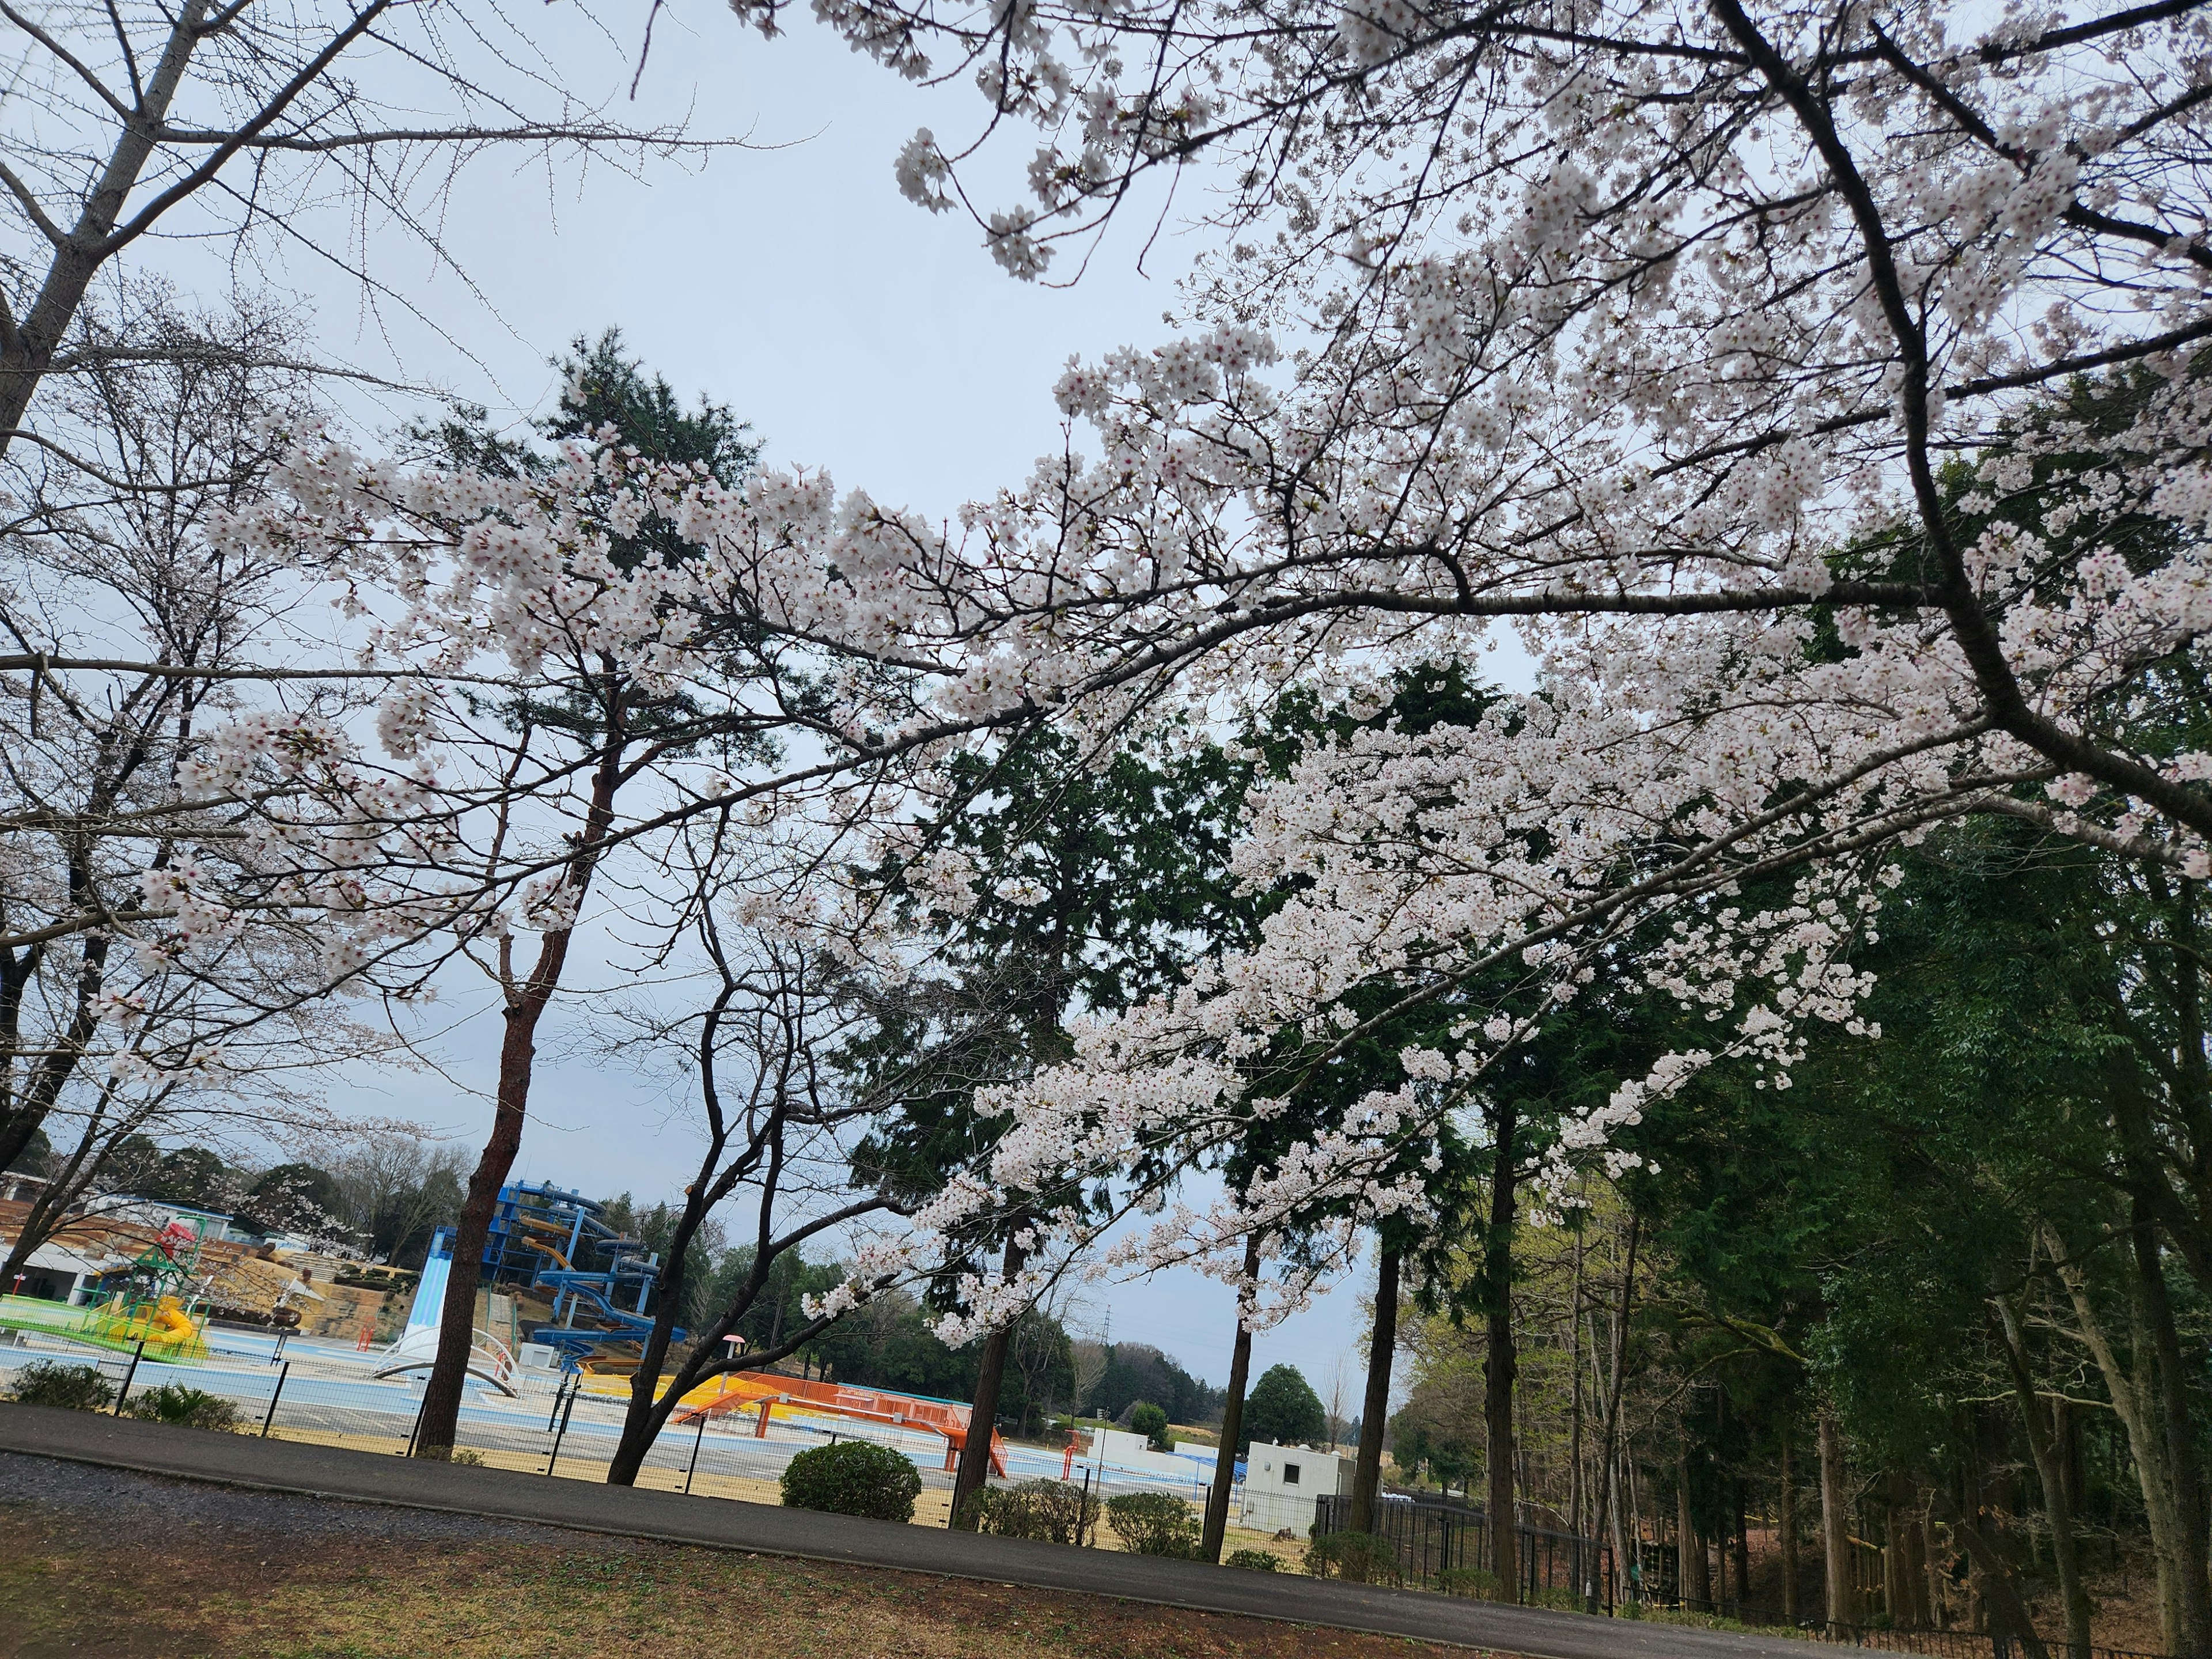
0,1503,1501,1659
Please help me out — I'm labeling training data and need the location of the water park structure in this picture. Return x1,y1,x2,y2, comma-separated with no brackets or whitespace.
665,1372,1010,1476
480,1183,677,1365
370,1227,517,1393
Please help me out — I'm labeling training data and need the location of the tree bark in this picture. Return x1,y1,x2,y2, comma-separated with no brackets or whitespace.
1949,1511,2055,1659
1349,1244,1401,1534
950,1234,1025,1527
1483,1096,1521,1601
1679,1452,1711,1611
414,939,573,1455
0,2,214,456
1202,1235,1263,1563
1733,1473,1749,1619
415,704,626,1456
2131,1206,2212,1659
1781,1424,1797,1626
1994,1296,2091,1658
2055,1223,2192,1656
1589,1214,1639,1611
1820,1409,1853,1636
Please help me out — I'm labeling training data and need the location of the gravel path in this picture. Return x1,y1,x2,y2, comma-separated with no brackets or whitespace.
1,1448,570,1548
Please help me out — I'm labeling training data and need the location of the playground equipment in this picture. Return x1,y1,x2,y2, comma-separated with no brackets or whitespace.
667,1372,1009,1476
482,1183,680,1363
370,1228,517,1395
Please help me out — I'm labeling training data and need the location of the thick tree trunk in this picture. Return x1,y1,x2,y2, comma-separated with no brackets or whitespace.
2132,1208,2212,1659
1484,1097,1521,1601
1950,1512,2055,1659
2057,1226,2191,1654
1820,1410,1853,1636
1679,1454,1710,1611
950,1235,1025,1527
414,956,568,1454
1893,1471,1934,1630
1781,1425,1798,1625
1589,1215,1639,1612
1349,1245,1401,1534
1994,1298,2091,1658
1202,1236,1263,1563
416,710,625,1456
1733,1476,1749,1618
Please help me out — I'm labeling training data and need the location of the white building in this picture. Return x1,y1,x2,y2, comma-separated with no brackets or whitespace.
1238,1440,1353,1535
5,1243,115,1305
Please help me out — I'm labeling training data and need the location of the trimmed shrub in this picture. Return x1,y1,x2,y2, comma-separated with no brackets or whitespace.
123,1384,241,1431
959,1479,1099,1544
1104,1491,1200,1558
1436,1566,1503,1599
415,1444,484,1465
1304,1531,1404,1586
780,1440,923,1524
1225,1548,1281,1572
1130,1401,1173,1451
6,1359,115,1412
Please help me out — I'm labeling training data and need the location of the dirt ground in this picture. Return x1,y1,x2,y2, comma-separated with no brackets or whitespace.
0,1455,1494,1659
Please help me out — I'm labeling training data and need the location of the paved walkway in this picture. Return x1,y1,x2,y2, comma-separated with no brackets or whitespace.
0,1404,1848,1659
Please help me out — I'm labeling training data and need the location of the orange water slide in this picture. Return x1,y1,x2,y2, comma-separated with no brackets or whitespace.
673,1373,1009,1476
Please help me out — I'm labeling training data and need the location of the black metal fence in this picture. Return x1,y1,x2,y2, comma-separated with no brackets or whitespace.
0,1332,960,1519
1699,1613,2166,1659
1314,1491,1620,1607
1312,1493,2165,1659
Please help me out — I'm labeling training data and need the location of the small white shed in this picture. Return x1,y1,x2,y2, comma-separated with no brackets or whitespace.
1238,1440,1353,1534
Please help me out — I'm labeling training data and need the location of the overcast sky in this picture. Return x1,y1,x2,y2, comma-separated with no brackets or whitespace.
138,2,1388,1398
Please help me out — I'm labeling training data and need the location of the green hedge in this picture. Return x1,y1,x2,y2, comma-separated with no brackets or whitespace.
1436,1565,1503,1599
1304,1531,1404,1586
6,1359,114,1411
959,1479,1098,1544
779,1440,923,1524
1104,1491,1200,1558
1224,1548,1281,1572
123,1384,241,1431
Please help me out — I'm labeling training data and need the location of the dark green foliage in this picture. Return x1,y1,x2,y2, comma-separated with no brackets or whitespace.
1435,1566,1503,1599
123,1384,240,1431
739,1264,1080,1437
5,1359,114,1411
778,1440,923,1523
117,1142,234,1211
5,1126,51,1176
1388,1407,1479,1493
1240,1363,1327,1452
1129,1400,1172,1450
958,1479,1097,1543
1224,1548,1281,1572
237,1163,344,1240
1304,1532,1403,1585
1103,1491,1200,1558
1088,1342,1221,1429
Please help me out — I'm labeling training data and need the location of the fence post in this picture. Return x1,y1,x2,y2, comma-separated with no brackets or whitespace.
112,1340,145,1415
683,1411,707,1495
546,1370,572,1433
260,1361,290,1438
545,1386,579,1478
404,1387,427,1458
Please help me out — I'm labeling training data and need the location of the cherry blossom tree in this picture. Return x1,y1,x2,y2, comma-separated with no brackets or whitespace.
713,0,2212,1400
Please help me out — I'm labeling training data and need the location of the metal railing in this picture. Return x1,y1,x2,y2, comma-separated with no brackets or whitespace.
1313,1491,1618,1606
